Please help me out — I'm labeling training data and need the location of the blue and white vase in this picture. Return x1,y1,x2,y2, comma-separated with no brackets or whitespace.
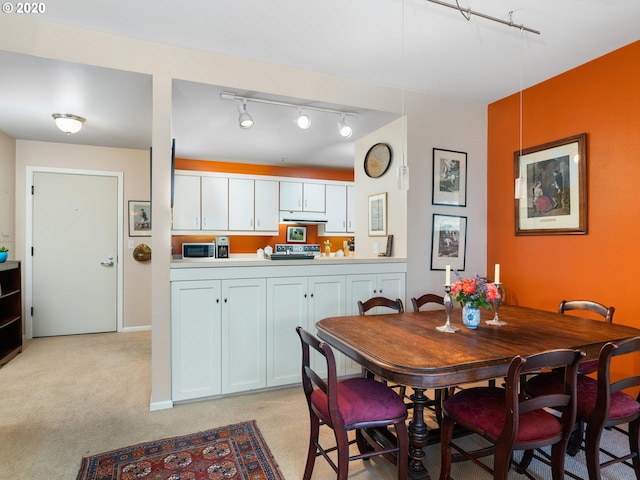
462,304,481,329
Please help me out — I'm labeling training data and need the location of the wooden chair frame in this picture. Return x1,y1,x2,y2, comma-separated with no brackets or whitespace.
296,326,409,480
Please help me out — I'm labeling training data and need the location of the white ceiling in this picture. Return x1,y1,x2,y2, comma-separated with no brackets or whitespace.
0,0,639,168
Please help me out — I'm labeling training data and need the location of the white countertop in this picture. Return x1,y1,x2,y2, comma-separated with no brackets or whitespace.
171,254,406,269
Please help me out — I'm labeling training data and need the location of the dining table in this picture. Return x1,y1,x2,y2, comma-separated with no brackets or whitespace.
315,304,640,480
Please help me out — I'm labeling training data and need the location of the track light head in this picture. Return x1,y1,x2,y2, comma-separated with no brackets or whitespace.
238,101,254,129
338,115,353,138
297,110,311,129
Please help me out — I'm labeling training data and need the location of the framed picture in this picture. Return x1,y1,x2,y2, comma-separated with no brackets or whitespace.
432,148,467,206
368,192,387,236
286,226,307,243
515,133,587,235
430,214,467,271
129,201,151,237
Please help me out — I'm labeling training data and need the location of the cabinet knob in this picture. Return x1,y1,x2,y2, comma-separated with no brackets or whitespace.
310,293,314,298
304,293,307,298
216,298,220,303
224,298,228,303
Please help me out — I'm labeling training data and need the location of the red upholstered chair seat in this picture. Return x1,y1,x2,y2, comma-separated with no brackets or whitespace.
443,387,563,443
311,377,408,425
525,371,640,420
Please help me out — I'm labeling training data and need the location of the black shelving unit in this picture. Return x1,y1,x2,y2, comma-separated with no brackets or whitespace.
0,261,22,366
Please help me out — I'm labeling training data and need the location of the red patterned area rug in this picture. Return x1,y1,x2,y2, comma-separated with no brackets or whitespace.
76,420,284,480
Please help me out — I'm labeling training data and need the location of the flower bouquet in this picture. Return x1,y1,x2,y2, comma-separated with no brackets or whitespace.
450,275,499,309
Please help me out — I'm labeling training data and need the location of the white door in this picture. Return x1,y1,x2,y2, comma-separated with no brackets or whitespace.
32,171,119,337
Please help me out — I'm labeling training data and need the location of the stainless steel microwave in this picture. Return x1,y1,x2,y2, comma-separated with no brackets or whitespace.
182,243,215,258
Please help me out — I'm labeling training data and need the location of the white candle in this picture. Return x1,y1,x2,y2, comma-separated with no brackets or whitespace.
494,264,501,284
445,264,451,286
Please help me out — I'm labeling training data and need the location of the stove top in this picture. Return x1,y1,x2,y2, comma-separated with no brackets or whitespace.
274,244,321,255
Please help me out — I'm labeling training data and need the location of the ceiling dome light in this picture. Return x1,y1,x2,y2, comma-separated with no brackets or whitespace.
238,102,254,129
52,113,85,134
338,115,353,138
297,110,311,129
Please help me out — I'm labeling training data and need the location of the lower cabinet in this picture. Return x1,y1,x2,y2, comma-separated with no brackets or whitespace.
171,280,222,401
171,267,405,402
221,278,267,394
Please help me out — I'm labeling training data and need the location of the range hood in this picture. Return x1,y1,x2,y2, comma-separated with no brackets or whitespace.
279,211,328,225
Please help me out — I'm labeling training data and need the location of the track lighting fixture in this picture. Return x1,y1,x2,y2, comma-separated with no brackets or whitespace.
338,115,353,139
52,113,85,134
220,92,355,137
296,110,311,129
238,101,254,129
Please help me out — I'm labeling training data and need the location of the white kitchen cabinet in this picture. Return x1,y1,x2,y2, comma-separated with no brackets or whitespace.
201,176,228,230
280,181,325,212
266,277,309,387
266,274,356,385
347,185,355,233
172,174,201,230
228,178,254,231
254,179,279,231
221,278,267,394
171,280,222,401
346,272,406,315
324,184,347,233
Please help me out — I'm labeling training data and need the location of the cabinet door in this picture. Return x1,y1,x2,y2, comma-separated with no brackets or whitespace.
279,181,303,211
221,278,266,393
201,176,228,231
171,280,221,401
346,274,375,315
254,179,279,231
228,178,255,231
266,277,308,387
324,184,347,233
347,185,355,233
303,183,325,212
378,273,406,303
172,175,201,230
308,275,348,376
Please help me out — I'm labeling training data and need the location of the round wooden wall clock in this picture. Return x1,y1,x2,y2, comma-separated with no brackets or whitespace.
364,143,392,178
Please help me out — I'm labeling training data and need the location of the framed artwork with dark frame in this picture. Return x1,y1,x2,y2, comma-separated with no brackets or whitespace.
432,148,467,206
430,214,467,271
129,200,151,237
286,226,307,243
368,192,387,236
515,133,587,235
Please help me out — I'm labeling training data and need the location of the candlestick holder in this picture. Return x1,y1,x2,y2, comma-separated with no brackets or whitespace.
486,283,508,326
437,285,460,333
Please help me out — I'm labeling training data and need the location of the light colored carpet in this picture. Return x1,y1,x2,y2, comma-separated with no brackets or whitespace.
0,331,634,479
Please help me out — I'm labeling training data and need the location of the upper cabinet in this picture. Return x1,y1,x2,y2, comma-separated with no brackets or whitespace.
320,184,355,235
280,181,325,212
172,170,351,235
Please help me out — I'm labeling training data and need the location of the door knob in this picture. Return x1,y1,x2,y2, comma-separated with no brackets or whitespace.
101,256,114,267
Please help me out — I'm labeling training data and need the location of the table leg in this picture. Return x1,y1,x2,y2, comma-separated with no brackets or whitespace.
408,388,431,480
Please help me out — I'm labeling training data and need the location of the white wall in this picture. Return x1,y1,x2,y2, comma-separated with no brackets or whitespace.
404,91,488,304
0,131,16,256
15,141,152,330
0,14,487,408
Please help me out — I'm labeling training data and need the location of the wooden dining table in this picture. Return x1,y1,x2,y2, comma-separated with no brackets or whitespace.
316,304,640,480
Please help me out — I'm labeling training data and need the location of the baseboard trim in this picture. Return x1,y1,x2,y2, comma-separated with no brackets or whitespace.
149,400,173,411
122,325,151,332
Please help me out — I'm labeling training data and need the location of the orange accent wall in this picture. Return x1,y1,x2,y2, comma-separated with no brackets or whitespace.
172,158,353,254
488,41,640,376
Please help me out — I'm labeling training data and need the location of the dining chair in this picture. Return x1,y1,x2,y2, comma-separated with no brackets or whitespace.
439,348,583,480
410,293,444,312
410,292,450,422
357,296,408,399
295,326,409,480
357,296,404,315
558,299,615,375
524,337,640,480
